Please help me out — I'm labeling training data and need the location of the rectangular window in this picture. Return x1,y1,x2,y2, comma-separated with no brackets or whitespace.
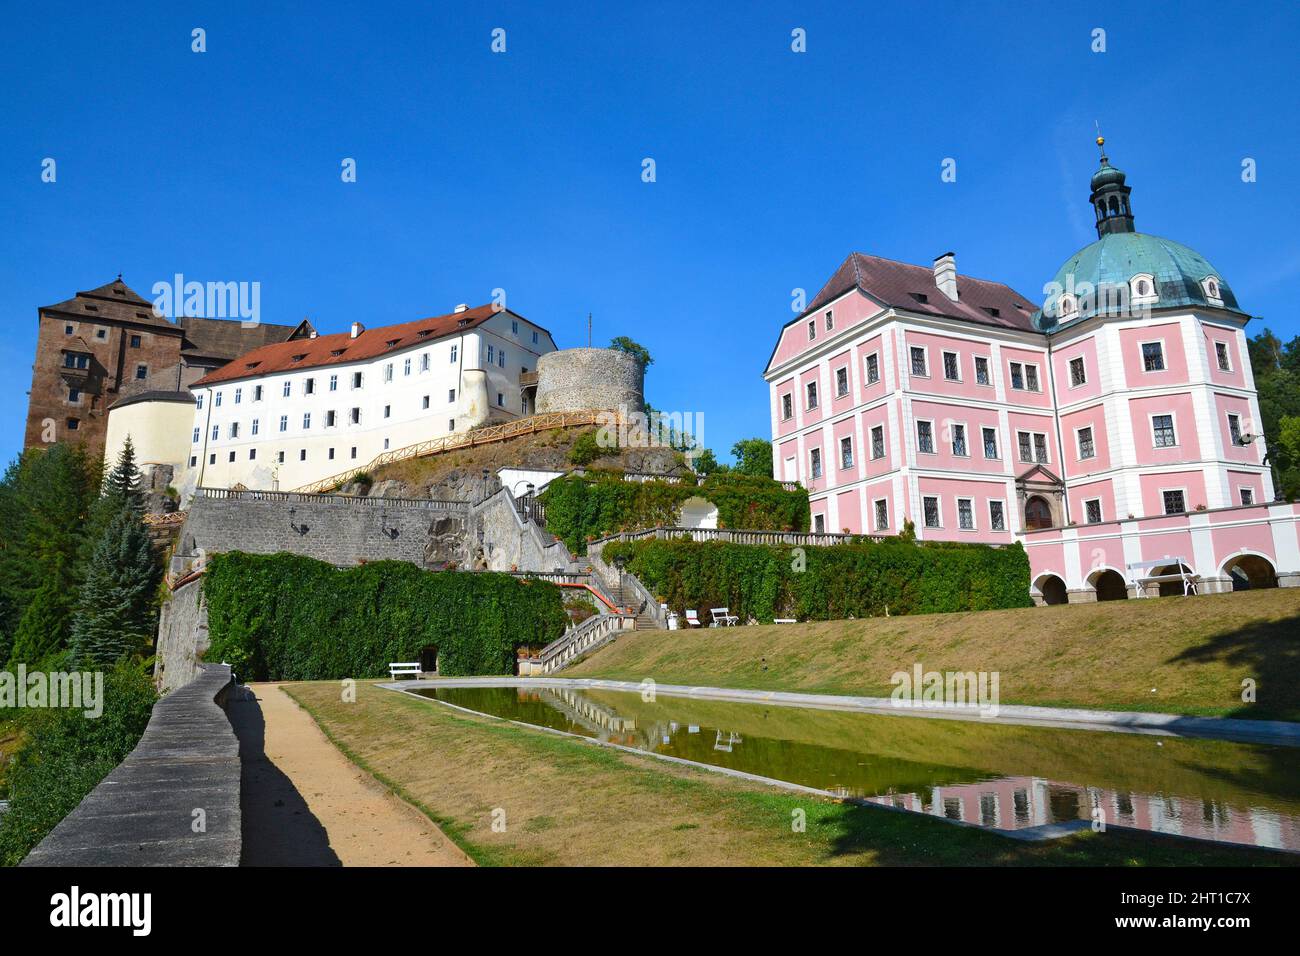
910,346,928,377
824,310,833,331
329,375,338,392
135,364,148,380
1215,341,1231,372
1152,414,1176,448
328,447,335,460
1009,362,1024,390
1240,487,1254,506
806,381,818,409
813,514,825,533
302,412,311,429
192,427,199,443
1018,431,1032,462
352,371,363,388
923,496,940,528
840,436,853,469
350,407,361,424
196,394,204,410
249,449,256,461
422,395,430,409
874,498,889,531
300,449,307,462
190,456,197,468
351,447,358,459
916,420,934,454
277,451,285,464
130,334,141,348
229,422,239,439
1162,489,1186,515
282,381,291,398
497,392,505,407
1228,413,1242,446
305,377,315,395
982,427,998,459
1025,365,1039,391
835,367,849,397
68,387,80,403
485,346,494,365
989,500,1006,531
1033,433,1048,463
252,418,259,436
1069,356,1086,387
448,388,456,403
871,424,885,459
448,419,455,431
234,387,242,404
807,320,816,342
325,410,336,427
943,351,959,381
498,350,506,368
532,331,539,344
1084,499,1102,524
974,356,990,386
957,498,974,530
65,324,73,335
809,447,822,479
404,358,411,376
512,319,519,335
864,353,880,384
228,451,235,463
279,415,288,432
384,363,394,383
211,424,219,441
781,393,793,420
421,353,430,372
215,391,223,407
254,384,263,401
1077,426,1095,459
952,423,967,456
450,345,458,363
1142,341,1165,372
384,405,391,419
209,453,216,465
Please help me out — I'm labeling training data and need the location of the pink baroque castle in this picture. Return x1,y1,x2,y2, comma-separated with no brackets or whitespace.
763,142,1300,603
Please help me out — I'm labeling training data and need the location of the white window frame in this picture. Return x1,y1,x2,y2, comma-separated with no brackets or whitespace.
809,447,822,479
781,392,793,421
1024,363,1040,392
973,355,991,386
1083,497,1103,524
1150,412,1178,449
1008,361,1025,391
1214,340,1232,373
1075,424,1096,460
922,495,942,529
870,423,886,460
839,435,853,470
1226,412,1243,446
950,421,969,457
1140,339,1166,373
864,352,880,385
807,320,817,342
981,426,999,460
1238,486,1254,506
1068,355,1087,388
916,419,936,455
1017,430,1049,464
1160,486,1188,515
909,345,929,378
942,350,961,382
805,380,819,410
988,499,1006,531
824,309,834,331
1130,273,1159,305
873,497,889,531
835,365,850,397
956,497,976,531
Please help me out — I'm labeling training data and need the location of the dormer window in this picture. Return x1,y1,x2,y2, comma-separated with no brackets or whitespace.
1058,293,1077,317
1130,273,1158,305
1202,276,1222,302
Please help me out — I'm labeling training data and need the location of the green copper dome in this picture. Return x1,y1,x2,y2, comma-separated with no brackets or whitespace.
1034,232,1245,330
1090,162,1126,191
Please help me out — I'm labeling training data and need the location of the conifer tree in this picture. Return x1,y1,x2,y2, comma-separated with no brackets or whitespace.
9,554,74,665
69,506,161,666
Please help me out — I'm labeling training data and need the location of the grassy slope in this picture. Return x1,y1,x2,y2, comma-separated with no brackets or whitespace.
284,681,1293,866
567,588,1300,721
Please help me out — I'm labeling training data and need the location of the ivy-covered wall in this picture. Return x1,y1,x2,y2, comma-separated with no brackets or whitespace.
541,471,809,554
603,538,1032,621
203,553,567,680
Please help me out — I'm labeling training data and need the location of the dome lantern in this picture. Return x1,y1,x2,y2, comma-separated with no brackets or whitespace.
1089,136,1135,237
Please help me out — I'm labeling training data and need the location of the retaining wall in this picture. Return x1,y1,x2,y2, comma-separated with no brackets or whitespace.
22,664,241,867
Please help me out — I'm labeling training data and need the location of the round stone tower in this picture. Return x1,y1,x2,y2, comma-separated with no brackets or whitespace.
535,347,644,413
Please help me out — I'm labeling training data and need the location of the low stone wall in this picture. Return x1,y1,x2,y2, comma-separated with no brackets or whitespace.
156,576,208,693
177,489,469,569
22,664,241,867
470,487,580,573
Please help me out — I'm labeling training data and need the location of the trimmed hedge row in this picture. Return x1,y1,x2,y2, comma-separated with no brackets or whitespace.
603,538,1032,621
541,471,809,554
203,553,567,680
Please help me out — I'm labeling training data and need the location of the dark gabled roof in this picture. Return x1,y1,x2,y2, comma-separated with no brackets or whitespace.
806,252,1040,333
177,315,314,361
40,277,177,329
193,304,529,387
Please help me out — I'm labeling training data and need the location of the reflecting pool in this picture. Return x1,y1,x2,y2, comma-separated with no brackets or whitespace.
409,684,1300,851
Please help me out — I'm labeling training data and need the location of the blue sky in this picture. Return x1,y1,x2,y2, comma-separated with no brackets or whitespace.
2,1,1297,465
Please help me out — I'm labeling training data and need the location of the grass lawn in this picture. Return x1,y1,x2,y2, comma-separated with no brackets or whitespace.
567,588,1300,721
283,681,1296,866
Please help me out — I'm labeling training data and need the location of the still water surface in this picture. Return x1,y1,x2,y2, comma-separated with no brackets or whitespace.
410,684,1300,851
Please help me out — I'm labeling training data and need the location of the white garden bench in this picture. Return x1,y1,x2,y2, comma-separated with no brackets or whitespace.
711,607,739,627
684,609,703,627
1127,557,1200,597
773,618,797,624
388,662,422,680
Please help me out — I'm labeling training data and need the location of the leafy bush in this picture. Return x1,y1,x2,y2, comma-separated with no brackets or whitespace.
203,553,567,680
540,472,809,553
568,430,606,466
602,538,1032,622
0,661,156,866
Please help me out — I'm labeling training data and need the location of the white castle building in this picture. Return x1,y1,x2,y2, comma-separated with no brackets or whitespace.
174,303,556,493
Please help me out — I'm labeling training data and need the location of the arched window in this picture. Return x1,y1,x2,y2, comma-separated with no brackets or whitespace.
1108,196,1120,215
1059,294,1076,317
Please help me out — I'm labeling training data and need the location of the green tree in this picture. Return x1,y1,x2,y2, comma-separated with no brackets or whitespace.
730,438,774,478
692,448,724,476
1249,330,1300,499
609,336,654,369
102,435,145,514
69,506,161,667
8,555,74,666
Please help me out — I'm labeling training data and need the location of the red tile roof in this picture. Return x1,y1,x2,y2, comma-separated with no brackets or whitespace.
193,304,516,387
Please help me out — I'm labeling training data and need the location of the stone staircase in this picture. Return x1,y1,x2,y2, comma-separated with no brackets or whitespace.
605,579,661,629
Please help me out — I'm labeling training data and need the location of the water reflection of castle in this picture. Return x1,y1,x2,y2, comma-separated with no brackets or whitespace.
859,777,1300,852
520,689,1298,853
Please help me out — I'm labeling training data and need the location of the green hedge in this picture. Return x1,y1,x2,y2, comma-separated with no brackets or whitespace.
0,661,156,866
203,553,567,680
602,538,1032,621
541,472,809,554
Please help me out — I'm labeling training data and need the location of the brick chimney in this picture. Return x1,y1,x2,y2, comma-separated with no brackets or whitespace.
933,252,958,301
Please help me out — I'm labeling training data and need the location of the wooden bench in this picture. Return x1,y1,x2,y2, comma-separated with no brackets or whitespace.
388,662,422,680
710,607,739,627
1127,557,1200,597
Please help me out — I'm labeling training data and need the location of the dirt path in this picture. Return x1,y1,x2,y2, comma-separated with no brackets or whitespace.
229,682,472,867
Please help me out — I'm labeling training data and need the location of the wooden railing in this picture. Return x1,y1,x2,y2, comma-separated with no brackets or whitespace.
293,409,620,493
